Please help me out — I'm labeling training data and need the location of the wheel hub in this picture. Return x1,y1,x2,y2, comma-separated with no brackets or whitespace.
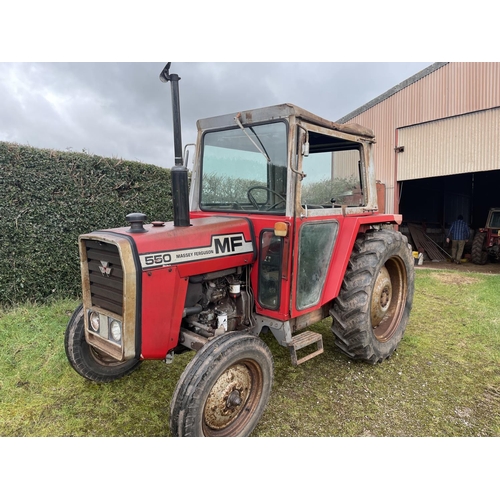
371,266,392,328
89,346,124,366
204,363,252,430
226,390,242,408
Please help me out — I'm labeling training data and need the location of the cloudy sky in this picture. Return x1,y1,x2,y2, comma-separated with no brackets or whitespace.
0,61,434,168
2,2,491,172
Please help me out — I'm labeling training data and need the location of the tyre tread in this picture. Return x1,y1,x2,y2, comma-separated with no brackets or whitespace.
330,230,414,364
170,333,274,437
471,232,488,265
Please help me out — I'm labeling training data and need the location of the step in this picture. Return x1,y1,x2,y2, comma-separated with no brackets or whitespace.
287,330,324,366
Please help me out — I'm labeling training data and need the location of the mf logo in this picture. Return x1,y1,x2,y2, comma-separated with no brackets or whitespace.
214,235,243,254
99,261,112,277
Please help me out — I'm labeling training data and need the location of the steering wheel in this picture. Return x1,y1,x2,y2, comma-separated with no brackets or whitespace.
247,186,286,211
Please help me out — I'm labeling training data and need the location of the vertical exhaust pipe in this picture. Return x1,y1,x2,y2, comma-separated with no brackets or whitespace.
160,62,190,227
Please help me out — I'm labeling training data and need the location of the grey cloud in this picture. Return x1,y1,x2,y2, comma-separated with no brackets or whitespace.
0,62,432,168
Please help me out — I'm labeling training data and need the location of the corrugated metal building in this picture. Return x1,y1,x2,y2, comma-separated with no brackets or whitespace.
338,62,500,233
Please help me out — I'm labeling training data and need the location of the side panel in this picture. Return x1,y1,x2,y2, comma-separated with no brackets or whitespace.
140,266,189,359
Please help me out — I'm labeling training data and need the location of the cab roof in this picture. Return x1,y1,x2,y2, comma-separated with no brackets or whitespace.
196,103,375,140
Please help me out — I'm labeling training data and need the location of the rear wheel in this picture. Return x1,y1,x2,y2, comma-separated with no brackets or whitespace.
170,333,274,437
330,230,414,364
471,232,488,265
64,304,141,382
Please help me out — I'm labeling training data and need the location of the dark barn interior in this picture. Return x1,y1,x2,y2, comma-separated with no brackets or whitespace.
398,169,500,256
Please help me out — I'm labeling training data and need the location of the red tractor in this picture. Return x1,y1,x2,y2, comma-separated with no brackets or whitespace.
65,63,415,437
471,208,500,265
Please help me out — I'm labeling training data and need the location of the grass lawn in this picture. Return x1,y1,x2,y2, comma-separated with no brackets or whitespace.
1,268,500,437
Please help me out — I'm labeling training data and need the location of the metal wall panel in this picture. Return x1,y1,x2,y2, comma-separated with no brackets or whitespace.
331,149,359,179
397,107,500,181
341,62,500,213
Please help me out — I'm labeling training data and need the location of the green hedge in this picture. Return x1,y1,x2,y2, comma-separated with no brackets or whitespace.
0,142,174,305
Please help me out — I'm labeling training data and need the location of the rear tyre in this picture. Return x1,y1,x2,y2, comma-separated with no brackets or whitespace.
64,304,141,382
330,230,414,364
170,333,274,437
471,232,488,265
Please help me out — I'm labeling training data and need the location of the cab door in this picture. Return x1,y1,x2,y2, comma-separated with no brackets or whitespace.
292,219,339,314
290,123,366,316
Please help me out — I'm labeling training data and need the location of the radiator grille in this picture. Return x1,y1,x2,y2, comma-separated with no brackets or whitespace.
84,239,123,316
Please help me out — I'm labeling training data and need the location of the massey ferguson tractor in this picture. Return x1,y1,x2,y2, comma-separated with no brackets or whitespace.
471,208,500,265
65,63,415,437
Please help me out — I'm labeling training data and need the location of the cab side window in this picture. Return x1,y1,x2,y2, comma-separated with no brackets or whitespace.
296,221,339,310
301,131,365,208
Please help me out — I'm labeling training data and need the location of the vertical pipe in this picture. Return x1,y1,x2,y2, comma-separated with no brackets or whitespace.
394,128,400,215
169,75,183,167
160,63,190,227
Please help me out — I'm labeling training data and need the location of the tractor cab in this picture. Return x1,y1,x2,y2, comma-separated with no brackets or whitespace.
472,208,500,264
486,208,500,230
189,103,378,219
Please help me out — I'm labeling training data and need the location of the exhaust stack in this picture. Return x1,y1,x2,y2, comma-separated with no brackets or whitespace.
160,62,190,227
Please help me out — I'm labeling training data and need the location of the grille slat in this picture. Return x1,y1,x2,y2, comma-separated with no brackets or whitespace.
88,265,124,282
86,248,123,266
89,281,123,304
84,240,124,316
90,293,123,315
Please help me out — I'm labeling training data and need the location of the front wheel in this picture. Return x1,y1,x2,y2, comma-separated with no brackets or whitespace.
64,304,141,382
331,230,414,364
170,333,274,437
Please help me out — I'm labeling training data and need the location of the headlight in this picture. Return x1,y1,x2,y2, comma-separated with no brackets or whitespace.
110,320,122,342
89,311,100,332
87,310,122,345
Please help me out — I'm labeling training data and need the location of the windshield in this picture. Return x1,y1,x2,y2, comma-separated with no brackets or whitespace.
489,210,500,228
200,121,287,213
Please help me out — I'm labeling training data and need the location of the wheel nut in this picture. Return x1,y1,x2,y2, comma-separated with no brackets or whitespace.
226,390,242,408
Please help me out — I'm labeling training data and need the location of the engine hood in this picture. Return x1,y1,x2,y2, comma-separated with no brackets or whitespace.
91,216,256,272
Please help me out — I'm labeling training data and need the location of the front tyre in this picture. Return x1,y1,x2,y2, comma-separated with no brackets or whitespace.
170,333,274,437
64,304,141,382
330,230,414,364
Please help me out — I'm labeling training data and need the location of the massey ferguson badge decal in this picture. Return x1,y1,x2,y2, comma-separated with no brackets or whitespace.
99,261,112,277
139,233,253,269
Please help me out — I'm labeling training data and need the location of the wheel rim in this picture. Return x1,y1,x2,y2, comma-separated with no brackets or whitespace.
371,257,408,342
89,346,126,367
202,359,263,437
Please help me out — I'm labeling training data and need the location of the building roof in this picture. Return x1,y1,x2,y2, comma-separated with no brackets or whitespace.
337,62,449,123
